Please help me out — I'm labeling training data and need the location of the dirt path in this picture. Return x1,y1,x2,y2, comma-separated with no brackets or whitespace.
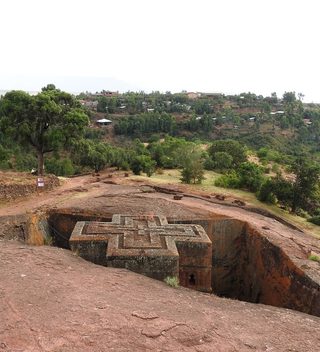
0,174,95,216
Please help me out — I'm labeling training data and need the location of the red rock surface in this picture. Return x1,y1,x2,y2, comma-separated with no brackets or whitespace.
1,172,320,350
1,241,320,352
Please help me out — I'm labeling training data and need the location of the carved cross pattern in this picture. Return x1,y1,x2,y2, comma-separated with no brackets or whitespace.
70,214,210,255
69,214,212,293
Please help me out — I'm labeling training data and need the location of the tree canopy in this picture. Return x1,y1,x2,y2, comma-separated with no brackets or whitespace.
208,140,247,167
0,85,89,175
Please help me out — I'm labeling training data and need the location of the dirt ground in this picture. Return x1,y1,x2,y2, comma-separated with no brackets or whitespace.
1,170,320,351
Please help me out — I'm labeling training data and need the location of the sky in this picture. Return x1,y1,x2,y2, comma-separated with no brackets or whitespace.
1,0,320,102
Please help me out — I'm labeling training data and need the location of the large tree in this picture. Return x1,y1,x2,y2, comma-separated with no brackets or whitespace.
0,85,89,175
179,145,205,184
291,159,320,213
208,140,247,167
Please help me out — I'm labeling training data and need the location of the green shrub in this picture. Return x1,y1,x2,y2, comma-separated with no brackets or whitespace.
211,151,233,171
257,147,268,159
308,254,320,262
45,157,75,176
164,276,179,288
214,171,240,189
0,145,11,169
130,155,156,176
295,208,309,219
313,208,320,216
271,163,280,174
308,216,320,226
257,148,283,163
258,177,293,206
204,157,215,171
208,140,246,167
44,235,53,246
0,160,12,170
237,162,265,192
15,153,37,171
180,158,205,184
84,128,105,140
119,160,130,171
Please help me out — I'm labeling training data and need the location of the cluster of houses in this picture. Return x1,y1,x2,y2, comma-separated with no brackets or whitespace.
79,91,315,130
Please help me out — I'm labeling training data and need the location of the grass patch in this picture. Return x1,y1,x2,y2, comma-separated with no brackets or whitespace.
164,276,179,288
43,235,53,246
309,254,320,263
129,169,320,239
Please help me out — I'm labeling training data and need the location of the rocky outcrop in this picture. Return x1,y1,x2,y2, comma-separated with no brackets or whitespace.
47,208,112,248
239,223,320,316
1,173,319,319
208,219,320,316
45,211,320,317
1,241,320,352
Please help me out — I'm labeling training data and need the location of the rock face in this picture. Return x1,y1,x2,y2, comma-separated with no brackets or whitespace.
207,218,320,316
240,223,320,316
171,217,320,316
47,210,320,317
47,209,112,249
1,241,320,352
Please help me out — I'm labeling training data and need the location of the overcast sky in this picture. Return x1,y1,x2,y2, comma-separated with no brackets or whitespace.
1,0,320,101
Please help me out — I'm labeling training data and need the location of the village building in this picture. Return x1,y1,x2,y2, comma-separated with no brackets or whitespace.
303,118,313,126
80,100,99,110
187,92,201,100
96,118,112,126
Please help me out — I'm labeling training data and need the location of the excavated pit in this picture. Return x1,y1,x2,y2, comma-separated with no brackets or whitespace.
47,210,320,317
47,210,112,249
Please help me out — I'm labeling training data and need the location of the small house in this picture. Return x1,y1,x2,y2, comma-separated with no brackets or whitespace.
97,118,112,126
303,118,313,126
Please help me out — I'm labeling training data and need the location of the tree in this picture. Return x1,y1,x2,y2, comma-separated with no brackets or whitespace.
0,87,89,175
258,177,293,205
298,92,305,102
282,91,296,104
211,151,233,171
179,146,205,184
237,162,265,192
130,155,156,176
291,159,320,213
42,83,57,92
148,136,193,169
112,147,130,170
208,140,247,167
72,140,114,173
180,158,205,184
267,92,278,104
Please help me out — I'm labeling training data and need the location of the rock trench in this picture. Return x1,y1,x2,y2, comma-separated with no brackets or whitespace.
44,209,320,317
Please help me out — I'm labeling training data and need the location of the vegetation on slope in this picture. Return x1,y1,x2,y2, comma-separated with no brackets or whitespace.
2,87,320,226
